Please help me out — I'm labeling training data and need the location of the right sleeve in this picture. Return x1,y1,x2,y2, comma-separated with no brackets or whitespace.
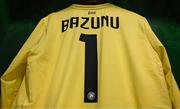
143,18,180,108
1,17,47,108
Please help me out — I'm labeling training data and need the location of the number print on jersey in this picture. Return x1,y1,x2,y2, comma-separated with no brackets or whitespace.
79,33,98,103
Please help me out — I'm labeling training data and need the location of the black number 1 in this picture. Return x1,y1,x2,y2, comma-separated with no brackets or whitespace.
79,33,98,103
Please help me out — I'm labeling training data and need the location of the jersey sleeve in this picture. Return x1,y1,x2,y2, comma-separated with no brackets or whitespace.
143,18,180,108
1,17,47,108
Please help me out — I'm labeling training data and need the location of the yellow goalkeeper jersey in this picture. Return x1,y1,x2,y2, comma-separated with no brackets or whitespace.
1,3,180,109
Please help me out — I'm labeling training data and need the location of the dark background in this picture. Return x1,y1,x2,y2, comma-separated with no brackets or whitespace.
0,0,180,87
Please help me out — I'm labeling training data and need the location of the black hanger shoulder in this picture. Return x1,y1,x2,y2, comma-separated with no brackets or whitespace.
78,0,108,5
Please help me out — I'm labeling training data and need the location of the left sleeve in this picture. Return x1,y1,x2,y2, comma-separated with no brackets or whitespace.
0,17,47,108
143,18,180,108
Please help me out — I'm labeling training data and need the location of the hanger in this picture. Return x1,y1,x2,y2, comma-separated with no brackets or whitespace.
77,0,108,5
